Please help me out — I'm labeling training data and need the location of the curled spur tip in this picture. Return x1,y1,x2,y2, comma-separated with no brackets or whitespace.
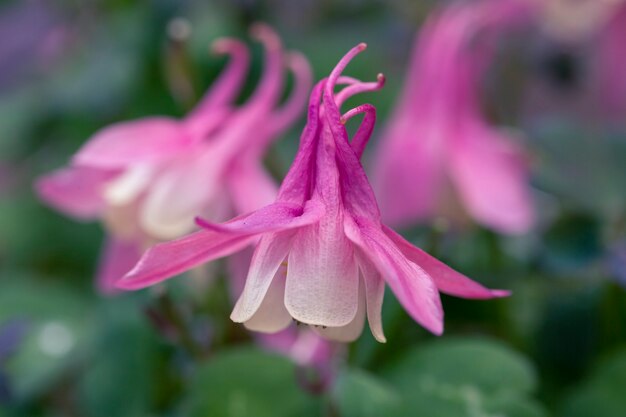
249,22,281,50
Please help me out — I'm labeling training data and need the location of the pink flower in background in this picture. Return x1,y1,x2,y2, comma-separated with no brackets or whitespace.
117,44,508,342
595,1,626,121
372,0,536,234
36,24,312,294
526,0,626,123
535,0,624,42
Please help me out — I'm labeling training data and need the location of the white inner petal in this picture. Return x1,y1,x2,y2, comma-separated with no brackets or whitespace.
243,264,292,333
313,278,367,342
231,233,293,323
359,254,387,343
285,223,360,327
139,155,223,240
103,164,154,206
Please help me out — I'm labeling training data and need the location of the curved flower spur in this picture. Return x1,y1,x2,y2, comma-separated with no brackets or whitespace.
35,24,311,293
118,44,509,342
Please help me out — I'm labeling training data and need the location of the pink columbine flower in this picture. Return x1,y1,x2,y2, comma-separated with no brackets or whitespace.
35,25,311,293
372,0,535,234
117,44,509,342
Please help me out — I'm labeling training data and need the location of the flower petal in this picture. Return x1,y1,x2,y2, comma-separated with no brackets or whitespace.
319,45,381,221
357,252,387,342
266,51,313,136
276,80,324,204
382,225,510,299
197,199,324,235
73,118,193,169
103,164,154,206
344,216,444,335
35,166,117,219
331,102,382,221
372,118,445,228
449,123,534,234
313,277,367,342
96,237,142,295
186,38,249,121
285,217,360,327
227,246,255,299
102,200,143,241
340,103,377,160
116,230,255,290
243,264,292,333
335,73,386,110
231,232,293,323
227,161,278,214
245,24,284,110
140,149,224,239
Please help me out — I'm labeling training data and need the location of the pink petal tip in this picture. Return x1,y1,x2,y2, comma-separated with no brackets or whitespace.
490,289,511,298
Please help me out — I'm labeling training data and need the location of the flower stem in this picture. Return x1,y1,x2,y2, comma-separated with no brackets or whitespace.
153,292,205,359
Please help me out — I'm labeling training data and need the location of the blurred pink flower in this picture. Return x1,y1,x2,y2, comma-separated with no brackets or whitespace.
372,0,536,234
117,44,508,342
525,0,626,124
595,2,626,121
36,25,311,294
534,0,624,42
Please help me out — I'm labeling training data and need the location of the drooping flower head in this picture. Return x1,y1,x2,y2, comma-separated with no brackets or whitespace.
35,24,311,293
117,44,508,342
373,0,536,234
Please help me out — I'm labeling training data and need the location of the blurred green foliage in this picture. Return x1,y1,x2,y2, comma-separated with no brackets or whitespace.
381,338,546,417
559,350,626,417
182,348,323,417
0,0,625,417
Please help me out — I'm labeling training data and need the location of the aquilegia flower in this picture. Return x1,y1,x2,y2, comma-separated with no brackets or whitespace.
117,44,508,342
372,0,535,234
36,24,311,293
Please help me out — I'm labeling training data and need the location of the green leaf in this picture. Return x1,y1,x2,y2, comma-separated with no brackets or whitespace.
559,349,626,417
387,337,536,392
335,368,401,417
77,298,163,417
383,337,546,417
182,347,322,417
483,395,549,417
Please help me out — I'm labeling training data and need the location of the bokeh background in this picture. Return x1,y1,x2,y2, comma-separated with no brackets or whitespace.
1,0,626,416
